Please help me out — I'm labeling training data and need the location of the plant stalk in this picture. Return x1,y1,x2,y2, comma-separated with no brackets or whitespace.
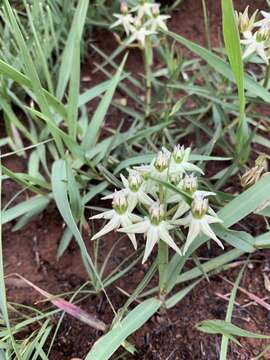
143,39,153,117
263,64,270,88
158,239,168,297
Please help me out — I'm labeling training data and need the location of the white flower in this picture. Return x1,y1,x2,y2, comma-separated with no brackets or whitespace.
172,183,216,220
177,195,223,254
241,31,270,64
235,6,257,39
135,149,170,185
111,13,135,35
163,145,204,175
131,1,154,19
119,202,181,263
146,4,170,31
103,172,153,211
255,11,270,28
90,191,141,249
127,18,156,47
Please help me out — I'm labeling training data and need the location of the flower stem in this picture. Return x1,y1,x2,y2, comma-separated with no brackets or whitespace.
158,240,168,297
143,39,153,117
263,64,270,88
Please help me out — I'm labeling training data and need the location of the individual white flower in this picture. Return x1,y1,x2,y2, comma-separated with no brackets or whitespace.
103,171,153,211
146,3,170,31
111,2,134,35
172,174,215,220
134,149,170,188
254,11,270,28
163,145,204,175
177,195,223,254
241,29,270,64
131,0,154,19
235,6,258,39
90,190,141,249
119,202,182,263
127,17,156,47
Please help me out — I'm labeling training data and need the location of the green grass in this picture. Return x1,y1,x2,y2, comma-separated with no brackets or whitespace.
1,0,270,358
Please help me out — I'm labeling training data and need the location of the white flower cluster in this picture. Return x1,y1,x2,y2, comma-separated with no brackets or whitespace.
236,6,270,64
90,146,224,263
110,0,170,48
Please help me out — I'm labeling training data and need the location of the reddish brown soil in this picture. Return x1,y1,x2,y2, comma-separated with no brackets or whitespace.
3,1,270,359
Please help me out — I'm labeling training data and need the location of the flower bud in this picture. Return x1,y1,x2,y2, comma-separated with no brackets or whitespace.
134,16,142,29
120,1,128,15
154,151,169,172
235,6,257,38
191,195,208,219
152,3,160,17
183,174,198,194
112,191,128,214
256,26,270,42
173,145,186,163
149,202,165,225
241,154,267,188
169,173,182,186
128,172,143,192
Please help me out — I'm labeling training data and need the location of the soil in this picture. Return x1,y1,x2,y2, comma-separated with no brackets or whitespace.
3,1,270,359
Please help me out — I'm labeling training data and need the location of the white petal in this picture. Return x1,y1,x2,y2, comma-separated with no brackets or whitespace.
204,214,223,224
90,210,114,220
172,201,190,220
118,219,149,234
159,223,182,256
243,42,257,59
183,162,204,174
120,174,129,188
120,216,137,249
91,214,120,240
200,221,224,249
142,226,159,263
183,220,201,254
257,44,269,64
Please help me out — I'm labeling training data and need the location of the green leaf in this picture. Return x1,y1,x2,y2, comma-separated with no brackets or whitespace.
82,54,128,150
197,319,270,340
56,0,89,99
165,30,270,103
86,298,161,360
221,0,248,153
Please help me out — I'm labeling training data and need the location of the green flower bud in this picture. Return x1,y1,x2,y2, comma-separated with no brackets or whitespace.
112,191,128,214
173,144,185,163
183,174,198,194
154,151,169,172
128,172,143,192
149,203,165,225
191,196,208,219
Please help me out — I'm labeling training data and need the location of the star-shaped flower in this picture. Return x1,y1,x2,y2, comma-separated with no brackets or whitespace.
119,202,181,263
127,18,156,47
111,13,135,35
146,3,170,31
90,191,141,249
254,11,270,28
177,195,223,254
131,1,154,19
241,30,270,64
163,145,204,176
103,171,154,211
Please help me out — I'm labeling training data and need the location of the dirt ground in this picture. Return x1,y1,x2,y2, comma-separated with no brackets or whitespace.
3,1,270,359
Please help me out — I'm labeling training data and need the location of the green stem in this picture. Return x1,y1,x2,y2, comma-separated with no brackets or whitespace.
143,39,153,117
263,64,270,88
158,240,168,297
